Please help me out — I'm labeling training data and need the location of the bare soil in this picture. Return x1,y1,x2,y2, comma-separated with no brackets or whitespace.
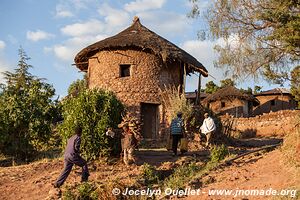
186,149,299,200
0,137,298,200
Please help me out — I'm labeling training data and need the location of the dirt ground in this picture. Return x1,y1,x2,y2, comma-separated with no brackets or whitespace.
0,137,298,200
186,149,299,200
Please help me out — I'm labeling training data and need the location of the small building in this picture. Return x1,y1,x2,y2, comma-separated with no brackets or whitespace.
202,86,259,117
185,91,208,104
253,88,297,115
74,17,208,139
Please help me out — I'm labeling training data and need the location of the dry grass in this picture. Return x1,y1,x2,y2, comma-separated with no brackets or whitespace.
281,128,300,168
281,116,300,192
159,85,193,123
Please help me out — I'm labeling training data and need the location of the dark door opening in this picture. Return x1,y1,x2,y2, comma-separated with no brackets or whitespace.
141,103,159,139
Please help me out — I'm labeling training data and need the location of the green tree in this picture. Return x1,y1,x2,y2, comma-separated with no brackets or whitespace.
189,0,300,82
220,78,236,88
58,89,124,160
240,87,253,95
68,75,87,96
205,81,219,94
290,66,300,108
0,48,59,159
254,85,263,94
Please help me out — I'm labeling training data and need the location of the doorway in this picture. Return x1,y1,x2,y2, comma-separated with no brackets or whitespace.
141,103,159,139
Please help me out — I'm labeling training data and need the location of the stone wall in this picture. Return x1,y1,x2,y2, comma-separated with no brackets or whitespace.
209,99,250,118
87,48,182,139
221,110,300,137
254,94,297,115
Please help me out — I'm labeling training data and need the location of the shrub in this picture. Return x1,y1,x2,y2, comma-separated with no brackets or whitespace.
159,86,193,124
62,183,99,200
281,127,300,168
164,162,200,189
140,163,160,186
210,144,229,163
58,89,124,160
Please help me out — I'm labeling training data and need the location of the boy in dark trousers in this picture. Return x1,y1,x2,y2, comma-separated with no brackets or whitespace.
53,126,89,188
170,112,185,156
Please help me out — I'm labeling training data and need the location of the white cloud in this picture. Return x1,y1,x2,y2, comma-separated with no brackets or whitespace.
61,19,104,37
0,44,11,83
54,0,98,18
49,34,107,62
55,4,74,18
26,30,55,42
185,0,210,13
98,3,130,31
0,40,5,49
182,39,226,91
137,11,190,36
124,0,166,12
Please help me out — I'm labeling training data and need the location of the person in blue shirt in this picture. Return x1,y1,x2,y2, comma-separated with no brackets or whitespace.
170,112,185,156
53,126,89,188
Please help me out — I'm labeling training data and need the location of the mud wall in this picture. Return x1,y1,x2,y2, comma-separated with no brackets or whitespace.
221,110,300,137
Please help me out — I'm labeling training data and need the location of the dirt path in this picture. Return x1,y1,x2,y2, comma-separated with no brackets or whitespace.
186,149,299,200
0,137,294,200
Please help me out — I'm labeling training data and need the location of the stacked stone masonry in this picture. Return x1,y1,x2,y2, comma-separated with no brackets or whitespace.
221,110,300,137
88,49,182,139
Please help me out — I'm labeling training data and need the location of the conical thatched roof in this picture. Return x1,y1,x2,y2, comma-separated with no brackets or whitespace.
74,17,208,76
202,86,259,105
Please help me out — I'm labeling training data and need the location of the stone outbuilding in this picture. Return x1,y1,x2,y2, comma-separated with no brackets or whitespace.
74,17,208,139
253,88,298,115
185,91,208,105
202,86,259,117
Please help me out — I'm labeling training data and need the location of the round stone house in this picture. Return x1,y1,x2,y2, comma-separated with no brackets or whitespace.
75,17,208,139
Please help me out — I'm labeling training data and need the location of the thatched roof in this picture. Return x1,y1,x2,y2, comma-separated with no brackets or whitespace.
255,88,291,96
202,86,259,105
185,91,208,99
74,16,208,76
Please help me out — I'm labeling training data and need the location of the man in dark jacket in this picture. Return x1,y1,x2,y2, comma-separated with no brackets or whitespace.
53,126,89,188
170,112,185,156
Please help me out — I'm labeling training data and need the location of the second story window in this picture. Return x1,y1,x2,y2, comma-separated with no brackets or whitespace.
120,64,131,77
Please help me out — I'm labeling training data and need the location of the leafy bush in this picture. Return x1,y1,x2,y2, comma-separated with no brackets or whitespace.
62,183,98,200
164,162,200,189
140,163,160,186
0,48,60,160
210,144,229,163
77,182,99,200
67,76,87,96
58,89,124,160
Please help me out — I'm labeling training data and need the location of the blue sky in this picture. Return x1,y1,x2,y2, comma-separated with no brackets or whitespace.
0,0,283,98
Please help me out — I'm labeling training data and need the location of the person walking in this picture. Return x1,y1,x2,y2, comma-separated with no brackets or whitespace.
170,112,185,156
200,113,216,147
53,126,89,188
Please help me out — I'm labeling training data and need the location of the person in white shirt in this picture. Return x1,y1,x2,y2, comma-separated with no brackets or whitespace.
200,113,216,147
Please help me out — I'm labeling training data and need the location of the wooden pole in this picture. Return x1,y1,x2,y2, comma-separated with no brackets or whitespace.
196,72,201,105
182,63,186,92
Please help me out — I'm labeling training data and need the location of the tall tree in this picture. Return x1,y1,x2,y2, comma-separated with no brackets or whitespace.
220,78,236,88
240,87,253,95
254,85,263,94
189,0,300,82
290,66,300,107
0,48,59,159
205,80,219,94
